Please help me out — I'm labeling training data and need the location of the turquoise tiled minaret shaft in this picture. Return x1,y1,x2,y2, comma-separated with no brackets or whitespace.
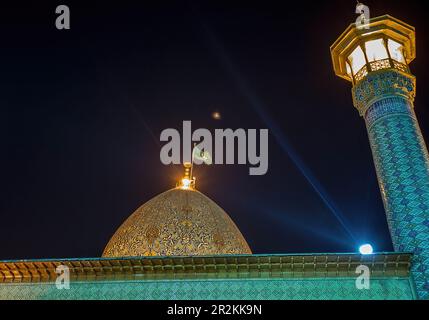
353,69,429,299
331,14,429,300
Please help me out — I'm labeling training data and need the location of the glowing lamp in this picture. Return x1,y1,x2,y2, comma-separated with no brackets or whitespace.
178,162,196,190
331,15,415,84
181,178,192,190
359,244,374,255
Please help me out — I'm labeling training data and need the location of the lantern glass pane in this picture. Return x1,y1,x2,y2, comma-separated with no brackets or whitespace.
348,46,366,75
388,39,405,63
365,39,389,62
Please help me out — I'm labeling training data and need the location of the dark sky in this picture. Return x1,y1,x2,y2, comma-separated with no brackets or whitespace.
1,0,428,260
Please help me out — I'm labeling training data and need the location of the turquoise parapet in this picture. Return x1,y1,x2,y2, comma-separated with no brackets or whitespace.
0,253,416,300
0,278,415,300
362,89,429,299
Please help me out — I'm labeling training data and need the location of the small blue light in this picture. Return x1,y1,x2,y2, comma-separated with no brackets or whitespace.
359,244,374,255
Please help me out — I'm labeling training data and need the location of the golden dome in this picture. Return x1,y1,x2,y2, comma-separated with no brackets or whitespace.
102,187,252,257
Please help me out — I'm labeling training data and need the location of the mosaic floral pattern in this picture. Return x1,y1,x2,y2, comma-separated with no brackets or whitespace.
102,189,251,257
352,69,416,116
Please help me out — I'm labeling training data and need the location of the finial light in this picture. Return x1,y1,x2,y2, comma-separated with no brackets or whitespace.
178,162,196,190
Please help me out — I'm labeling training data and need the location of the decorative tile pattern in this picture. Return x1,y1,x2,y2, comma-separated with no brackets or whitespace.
365,97,414,128
0,253,412,284
0,278,415,300
103,189,251,257
352,69,416,116
364,96,429,300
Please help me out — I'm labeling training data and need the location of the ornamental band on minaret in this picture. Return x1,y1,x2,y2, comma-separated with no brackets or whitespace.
331,15,429,299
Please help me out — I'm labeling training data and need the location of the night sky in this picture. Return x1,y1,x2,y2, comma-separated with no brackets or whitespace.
1,0,429,260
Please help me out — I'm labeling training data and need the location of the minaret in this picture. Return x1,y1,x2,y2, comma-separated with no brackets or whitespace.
331,15,429,299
